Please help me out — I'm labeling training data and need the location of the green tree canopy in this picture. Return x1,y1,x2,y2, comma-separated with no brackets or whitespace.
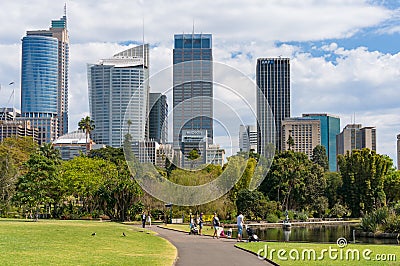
312,145,329,172
259,150,327,216
338,148,392,217
383,168,400,205
0,137,38,213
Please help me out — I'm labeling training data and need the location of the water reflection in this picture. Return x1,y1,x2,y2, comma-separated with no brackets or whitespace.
229,225,399,245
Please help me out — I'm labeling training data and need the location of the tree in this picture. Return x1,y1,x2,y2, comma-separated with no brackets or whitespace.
312,145,329,172
60,156,116,216
229,158,257,202
187,148,200,169
38,143,61,162
259,150,327,215
236,189,269,221
78,116,95,154
384,169,400,205
0,137,37,214
338,148,392,217
324,172,343,208
286,135,295,151
89,146,143,221
14,153,59,219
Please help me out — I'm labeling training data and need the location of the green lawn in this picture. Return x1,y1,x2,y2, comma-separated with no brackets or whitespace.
236,241,399,266
0,219,176,266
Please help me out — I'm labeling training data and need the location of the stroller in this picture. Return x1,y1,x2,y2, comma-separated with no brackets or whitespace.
245,225,259,242
189,223,199,235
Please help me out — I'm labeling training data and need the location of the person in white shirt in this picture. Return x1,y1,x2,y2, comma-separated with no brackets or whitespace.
237,213,244,242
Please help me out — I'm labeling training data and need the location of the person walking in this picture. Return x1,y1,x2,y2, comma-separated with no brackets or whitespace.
237,212,244,242
147,212,152,227
198,212,204,235
212,213,220,239
142,212,146,228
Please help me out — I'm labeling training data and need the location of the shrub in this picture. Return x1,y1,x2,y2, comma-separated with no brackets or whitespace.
266,213,279,223
296,211,308,222
360,207,389,233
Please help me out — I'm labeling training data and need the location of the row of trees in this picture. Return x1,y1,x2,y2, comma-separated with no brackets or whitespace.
256,146,396,219
0,138,144,221
1,131,400,222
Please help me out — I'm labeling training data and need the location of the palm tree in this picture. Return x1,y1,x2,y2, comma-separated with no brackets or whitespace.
127,119,132,135
78,116,95,154
38,143,61,162
287,130,295,151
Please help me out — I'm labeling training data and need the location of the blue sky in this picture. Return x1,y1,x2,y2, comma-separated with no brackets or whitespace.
0,0,399,162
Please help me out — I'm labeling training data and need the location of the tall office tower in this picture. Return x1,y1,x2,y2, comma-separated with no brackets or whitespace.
173,33,213,155
281,118,321,159
21,10,69,140
88,44,149,147
397,134,400,170
239,125,258,153
256,58,290,155
336,124,376,156
148,93,168,144
302,114,340,171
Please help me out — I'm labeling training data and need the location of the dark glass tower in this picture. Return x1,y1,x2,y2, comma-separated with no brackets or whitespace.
173,33,213,152
257,58,290,153
148,93,168,144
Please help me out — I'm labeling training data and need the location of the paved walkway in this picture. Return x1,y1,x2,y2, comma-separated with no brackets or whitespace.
147,226,274,266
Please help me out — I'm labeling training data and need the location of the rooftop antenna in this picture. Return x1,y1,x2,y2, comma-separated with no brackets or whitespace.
142,16,146,69
64,3,67,17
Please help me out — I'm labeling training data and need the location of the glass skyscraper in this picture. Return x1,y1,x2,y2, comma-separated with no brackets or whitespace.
173,33,213,153
257,58,290,154
302,113,340,171
88,44,149,147
21,12,69,143
148,93,168,144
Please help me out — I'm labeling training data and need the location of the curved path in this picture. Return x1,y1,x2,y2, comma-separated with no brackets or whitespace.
148,225,273,266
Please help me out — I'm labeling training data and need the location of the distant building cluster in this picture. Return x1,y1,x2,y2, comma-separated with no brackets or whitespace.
1,8,389,171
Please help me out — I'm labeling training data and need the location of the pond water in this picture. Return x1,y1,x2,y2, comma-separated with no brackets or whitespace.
228,225,399,245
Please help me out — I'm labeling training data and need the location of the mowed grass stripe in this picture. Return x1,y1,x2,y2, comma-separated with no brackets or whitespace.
0,219,176,266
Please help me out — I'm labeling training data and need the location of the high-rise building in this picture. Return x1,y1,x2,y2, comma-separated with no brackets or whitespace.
180,129,208,168
256,58,290,154
173,33,213,153
302,114,340,171
148,93,168,144
397,134,400,170
0,108,37,142
239,125,258,153
0,108,20,121
88,44,149,147
21,11,69,140
206,144,225,167
281,118,320,159
0,120,38,143
336,124,376,157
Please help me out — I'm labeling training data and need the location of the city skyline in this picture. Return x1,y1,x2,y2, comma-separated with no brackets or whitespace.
0,1,399,161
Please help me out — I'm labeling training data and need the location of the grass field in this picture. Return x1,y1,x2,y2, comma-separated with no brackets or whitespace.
236,241,399,266
0,219,176,266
